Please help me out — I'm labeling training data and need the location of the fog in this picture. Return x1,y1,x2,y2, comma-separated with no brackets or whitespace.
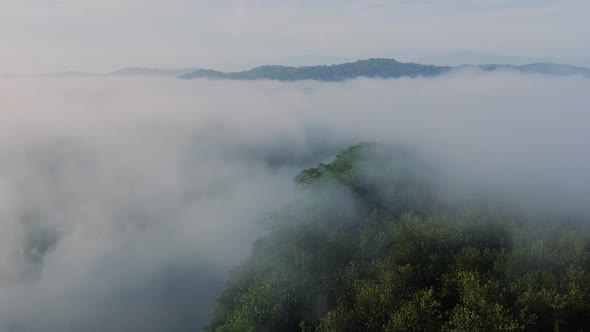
0,72,589,331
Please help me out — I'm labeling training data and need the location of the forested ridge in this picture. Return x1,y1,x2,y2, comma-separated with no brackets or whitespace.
179,59,448,81
179,58,590,81
204,143,590,331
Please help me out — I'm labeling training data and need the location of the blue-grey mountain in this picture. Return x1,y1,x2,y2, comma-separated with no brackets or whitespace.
180,58,590,81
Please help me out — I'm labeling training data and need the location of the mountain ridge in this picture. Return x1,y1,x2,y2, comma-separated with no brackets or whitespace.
415,51,544,66
180,58,590,81
4,60,590,81
2,67,202,79
180,58,450,81
107,67,200,77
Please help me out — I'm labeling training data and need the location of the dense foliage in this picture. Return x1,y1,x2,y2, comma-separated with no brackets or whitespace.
204,143,590,331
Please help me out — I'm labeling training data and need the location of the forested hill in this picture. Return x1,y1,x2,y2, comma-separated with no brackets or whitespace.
179,59,590,81
179,59,450,81
204,143,590,332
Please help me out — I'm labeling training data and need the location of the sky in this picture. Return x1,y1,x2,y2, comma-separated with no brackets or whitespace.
1,0,589,74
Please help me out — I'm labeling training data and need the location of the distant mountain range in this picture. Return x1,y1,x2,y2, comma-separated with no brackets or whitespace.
179,58,590,81
414,51,590,69
3,59,590,81
568,57,590,69
34,71,101,79
179,59,449,81
1,67,200,79
0,73,17,79
470,63,590,77
414,51,544,66
107,67,199,77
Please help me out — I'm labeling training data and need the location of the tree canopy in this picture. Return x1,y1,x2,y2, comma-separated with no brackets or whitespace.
204,143,590,332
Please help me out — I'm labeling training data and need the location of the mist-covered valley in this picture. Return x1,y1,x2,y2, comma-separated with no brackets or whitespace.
1,72,590,331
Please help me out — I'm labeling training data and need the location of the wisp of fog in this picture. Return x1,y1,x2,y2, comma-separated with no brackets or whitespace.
0,72,589,331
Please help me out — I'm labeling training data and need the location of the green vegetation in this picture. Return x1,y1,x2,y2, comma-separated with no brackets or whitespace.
204,143,590,331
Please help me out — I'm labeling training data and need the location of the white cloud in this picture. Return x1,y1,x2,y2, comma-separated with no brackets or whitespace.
0,73,589,330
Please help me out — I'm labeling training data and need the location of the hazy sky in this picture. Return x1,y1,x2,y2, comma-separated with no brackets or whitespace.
1,0,589,73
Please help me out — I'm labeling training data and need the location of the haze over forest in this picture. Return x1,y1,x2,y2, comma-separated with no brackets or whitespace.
2,1,590,331
1,73,589,331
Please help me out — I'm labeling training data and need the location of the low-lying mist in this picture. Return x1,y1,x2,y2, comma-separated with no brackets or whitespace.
0,72,589,331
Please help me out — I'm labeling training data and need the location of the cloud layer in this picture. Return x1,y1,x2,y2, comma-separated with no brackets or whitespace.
0,73,589,331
